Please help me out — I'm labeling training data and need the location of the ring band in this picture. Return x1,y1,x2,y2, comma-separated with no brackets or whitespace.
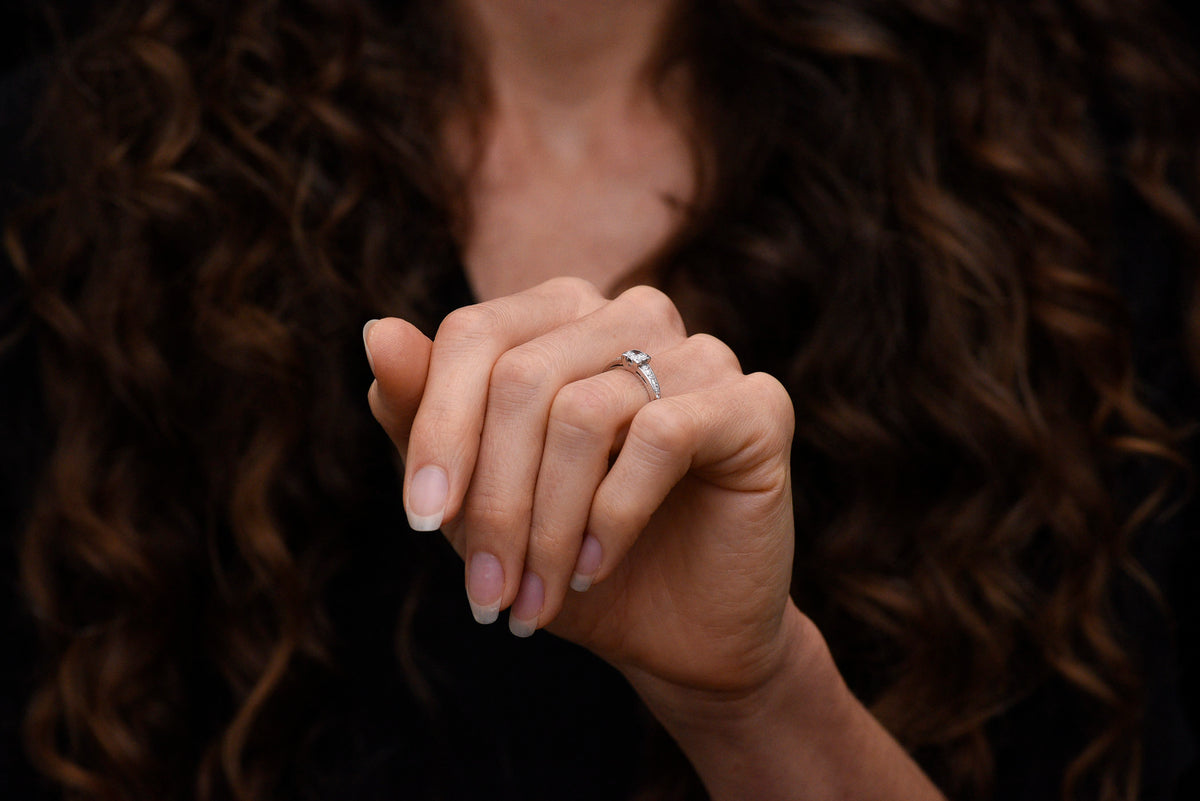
605,349,661,401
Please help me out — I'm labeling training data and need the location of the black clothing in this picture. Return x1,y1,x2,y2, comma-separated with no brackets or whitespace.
1,57,1197,800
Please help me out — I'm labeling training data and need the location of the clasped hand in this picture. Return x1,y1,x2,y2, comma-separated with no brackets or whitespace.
365,278,801,699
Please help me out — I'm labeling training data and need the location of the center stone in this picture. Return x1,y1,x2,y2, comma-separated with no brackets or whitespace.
624,350,650,366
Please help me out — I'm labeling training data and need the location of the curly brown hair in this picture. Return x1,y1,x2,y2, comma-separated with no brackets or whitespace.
5,0,1198,799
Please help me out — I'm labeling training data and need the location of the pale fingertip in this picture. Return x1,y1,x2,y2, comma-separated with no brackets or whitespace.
508,572,543,638
467,552,504,625
470,601,501,626
406,509,444,532
509,616,537,638
569,536,603,592
406,465,448,531
362,319,380,374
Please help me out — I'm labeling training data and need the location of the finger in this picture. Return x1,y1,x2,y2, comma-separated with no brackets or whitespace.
518,334,740,635
462,286,687,631
403,277,606,536
509,373,643,635
585,370,795,588
365,317,433,456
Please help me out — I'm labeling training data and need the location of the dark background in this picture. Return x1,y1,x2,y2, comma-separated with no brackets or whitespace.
0,1,1198,75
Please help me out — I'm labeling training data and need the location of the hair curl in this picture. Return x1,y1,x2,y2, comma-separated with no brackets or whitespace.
5,0,1199,799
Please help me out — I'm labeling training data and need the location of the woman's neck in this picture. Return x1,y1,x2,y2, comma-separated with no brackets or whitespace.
452,0,683,143
447,0,695,301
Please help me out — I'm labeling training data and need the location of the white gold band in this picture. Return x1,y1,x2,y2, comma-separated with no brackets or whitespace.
605,349,661,401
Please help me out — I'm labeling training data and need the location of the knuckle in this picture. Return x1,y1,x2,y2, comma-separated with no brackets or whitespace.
688,333,742,373
589,489,641,542
589,490,624,527
410,397,468,442
745,372,796,438
550,381,619,439
745,371,793,411
491,345,555,401
438,303,505,344
526,526,570,565
464,490,524,537
541,275,601,301
631,403,695,458
618,285,685,333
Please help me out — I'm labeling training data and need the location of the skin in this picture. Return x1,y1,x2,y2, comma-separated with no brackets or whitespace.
366,1,949,798
449,0,695,300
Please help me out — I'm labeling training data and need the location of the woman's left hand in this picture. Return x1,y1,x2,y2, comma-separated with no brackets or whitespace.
367,279,949,801
365,277,799,698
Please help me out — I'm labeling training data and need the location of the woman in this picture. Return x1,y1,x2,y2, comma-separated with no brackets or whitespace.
2,0,1197,799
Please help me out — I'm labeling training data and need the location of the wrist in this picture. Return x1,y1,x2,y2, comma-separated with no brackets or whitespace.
620,603,845,740
620,605,945,801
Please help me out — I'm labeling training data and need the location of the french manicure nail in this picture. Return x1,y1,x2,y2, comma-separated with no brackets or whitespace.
569,536,603,592
508,572,543,638
406,465,448,531
362,319,379,374
467,552,504,625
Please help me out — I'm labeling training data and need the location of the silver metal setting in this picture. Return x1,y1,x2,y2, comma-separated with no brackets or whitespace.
605,349,661,401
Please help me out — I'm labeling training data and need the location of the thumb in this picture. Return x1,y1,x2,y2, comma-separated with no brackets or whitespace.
364,317,432,455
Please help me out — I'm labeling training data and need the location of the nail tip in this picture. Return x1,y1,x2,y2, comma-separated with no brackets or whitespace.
509,618,537,638
470,602,500,625
406,510,444,532
569,574,593,593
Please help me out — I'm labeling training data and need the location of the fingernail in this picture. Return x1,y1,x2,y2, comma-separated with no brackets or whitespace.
406,465,448,531
569,536,603,592
362,319,379,374
508,572,543,638
467,552,504,625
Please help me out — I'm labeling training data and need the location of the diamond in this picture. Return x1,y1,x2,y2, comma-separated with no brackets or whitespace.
623,350,650,366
